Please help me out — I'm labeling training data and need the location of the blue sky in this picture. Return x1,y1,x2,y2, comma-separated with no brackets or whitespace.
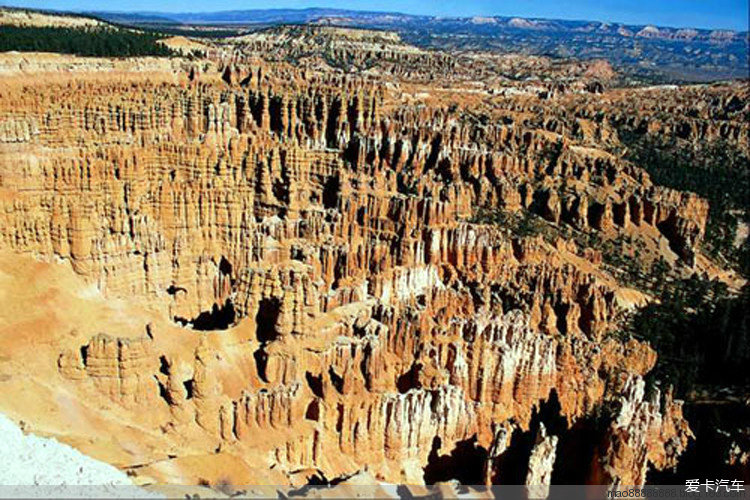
4,0,749,30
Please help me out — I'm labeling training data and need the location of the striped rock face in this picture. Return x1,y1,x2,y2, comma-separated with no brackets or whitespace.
0,25,745,490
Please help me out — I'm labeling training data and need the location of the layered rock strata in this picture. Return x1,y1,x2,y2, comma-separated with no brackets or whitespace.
1,41,744,487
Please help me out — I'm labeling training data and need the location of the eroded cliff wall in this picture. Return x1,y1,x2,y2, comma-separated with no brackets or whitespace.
1,47,744,488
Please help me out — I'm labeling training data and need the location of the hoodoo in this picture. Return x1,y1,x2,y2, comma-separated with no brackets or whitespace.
0,7,747,495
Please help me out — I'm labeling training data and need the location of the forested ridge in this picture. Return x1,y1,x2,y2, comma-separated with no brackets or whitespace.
0,25,174,57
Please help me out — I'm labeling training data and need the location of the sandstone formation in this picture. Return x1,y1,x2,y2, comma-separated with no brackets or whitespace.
0,24,746,491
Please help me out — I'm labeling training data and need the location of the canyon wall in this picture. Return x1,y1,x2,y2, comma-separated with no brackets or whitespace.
0,43,745,488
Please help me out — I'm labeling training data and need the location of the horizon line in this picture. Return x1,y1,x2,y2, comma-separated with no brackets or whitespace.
1,3,748,33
